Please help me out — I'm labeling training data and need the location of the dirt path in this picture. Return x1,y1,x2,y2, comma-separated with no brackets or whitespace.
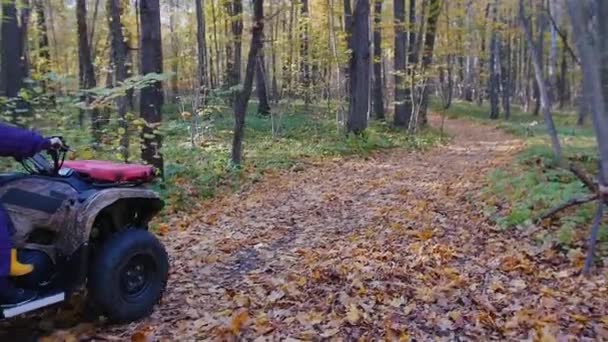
7,116,608,340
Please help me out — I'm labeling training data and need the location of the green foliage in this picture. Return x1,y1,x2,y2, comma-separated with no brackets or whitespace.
157,102,446,211
450,97,605,250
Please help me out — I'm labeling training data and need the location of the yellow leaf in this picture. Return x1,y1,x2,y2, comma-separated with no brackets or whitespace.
416,228,434,241
346,304,361,325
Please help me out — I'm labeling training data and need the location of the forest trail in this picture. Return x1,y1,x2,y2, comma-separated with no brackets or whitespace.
11,116,608,340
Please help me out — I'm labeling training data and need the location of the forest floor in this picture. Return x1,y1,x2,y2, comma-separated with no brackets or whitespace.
6,115,608,341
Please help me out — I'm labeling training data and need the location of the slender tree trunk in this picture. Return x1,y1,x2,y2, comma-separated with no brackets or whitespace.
371,0,384,120
211,0,221,87
520,0,562,162
300,0,311,107
233,0,243,84
231,0,265,165
347,0,370,134
559,32,568,109
77,0,100,142
195,0,208,102
256,52,271,115
139,0,164,173
224,0,235,89
35,0,51,77
108,0,130,159
393,0,407,127
0,0,24,100
476,3,491,106
343,0,352,96
19,0,31,83
418,0,441,127
169,0,179,102
500,17,512,119
488,0,500,120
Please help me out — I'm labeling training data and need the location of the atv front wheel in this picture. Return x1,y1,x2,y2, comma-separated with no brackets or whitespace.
89,229,169,322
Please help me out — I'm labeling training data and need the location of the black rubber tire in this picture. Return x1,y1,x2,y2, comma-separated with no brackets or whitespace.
89,229,169,322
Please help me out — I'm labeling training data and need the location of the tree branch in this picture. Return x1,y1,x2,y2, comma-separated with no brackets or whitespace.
545,7,581,65
584,201,605,275
570,163,598,192
537,194,598,222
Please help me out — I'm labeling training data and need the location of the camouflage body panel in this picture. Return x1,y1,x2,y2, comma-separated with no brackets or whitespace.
0,175,162,258
0,177,79,261
75,187,161,250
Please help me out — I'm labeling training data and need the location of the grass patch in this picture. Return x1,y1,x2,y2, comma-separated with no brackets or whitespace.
436,99,607,251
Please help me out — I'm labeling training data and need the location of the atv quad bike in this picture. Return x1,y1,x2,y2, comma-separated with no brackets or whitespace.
0,141,168,322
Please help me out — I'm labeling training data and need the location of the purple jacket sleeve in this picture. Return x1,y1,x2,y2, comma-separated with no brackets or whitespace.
0,123,51,159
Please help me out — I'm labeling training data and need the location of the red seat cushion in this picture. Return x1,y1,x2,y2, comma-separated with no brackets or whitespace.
63,160,156,183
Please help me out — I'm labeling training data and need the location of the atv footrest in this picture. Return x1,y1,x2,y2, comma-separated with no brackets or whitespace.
0,292,65,319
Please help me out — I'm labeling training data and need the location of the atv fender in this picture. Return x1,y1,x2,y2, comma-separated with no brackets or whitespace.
73,188,163,249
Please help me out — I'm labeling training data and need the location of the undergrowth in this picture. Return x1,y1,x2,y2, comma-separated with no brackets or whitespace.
2,101,446,213
434,99,607,252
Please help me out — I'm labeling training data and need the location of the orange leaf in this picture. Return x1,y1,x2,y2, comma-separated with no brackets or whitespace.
231,310,250,335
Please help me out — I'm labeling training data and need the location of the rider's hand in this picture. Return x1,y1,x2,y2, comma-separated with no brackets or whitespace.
48,137,64,150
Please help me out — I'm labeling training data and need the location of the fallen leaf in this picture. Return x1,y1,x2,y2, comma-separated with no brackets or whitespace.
231,310,250,335
346,304,361,325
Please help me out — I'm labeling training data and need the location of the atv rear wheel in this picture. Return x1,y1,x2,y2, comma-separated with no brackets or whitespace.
89,229,168,322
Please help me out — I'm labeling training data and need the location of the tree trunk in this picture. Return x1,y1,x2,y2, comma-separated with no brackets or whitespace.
372,0,384,120
231,0,265,165
35,0,51,76
567,0,608,274
418,0,441,127
233,0,243,85
300,0,311,107
520,0,562,162
256,52,271,115
108,0,130,159
195,0,208,102
0,0,24,99
139,0,164,173
77,0,100,142
210,0,221,87
19,0,31,82
347,0,370,134
393,0,407,127
169,0,179,102
342,0,352,96
500,18,512,120
488,0,500,120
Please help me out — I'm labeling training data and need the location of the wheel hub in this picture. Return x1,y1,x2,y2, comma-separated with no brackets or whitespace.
120,255,153,298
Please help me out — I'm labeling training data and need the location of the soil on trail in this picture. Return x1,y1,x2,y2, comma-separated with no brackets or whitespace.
5,116,608,341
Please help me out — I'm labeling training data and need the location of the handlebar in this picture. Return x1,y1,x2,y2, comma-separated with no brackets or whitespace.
19,137,70,176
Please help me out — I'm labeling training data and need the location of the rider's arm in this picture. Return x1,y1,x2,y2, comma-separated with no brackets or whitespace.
0,123,51,159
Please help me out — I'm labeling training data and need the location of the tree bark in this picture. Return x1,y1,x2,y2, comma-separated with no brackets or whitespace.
488,0,500,120
108,0,130,159
372,0,384,120
77,0,100,142
195,0,208,102
231,0,265,165
35,0,51,76
139,0,164,173
0,0,24,99
169,0,180,102
347,0,370,134
418,0,441,127
393,0,408,127
300,0,311,107
520,0,562,162
256,52,271,115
